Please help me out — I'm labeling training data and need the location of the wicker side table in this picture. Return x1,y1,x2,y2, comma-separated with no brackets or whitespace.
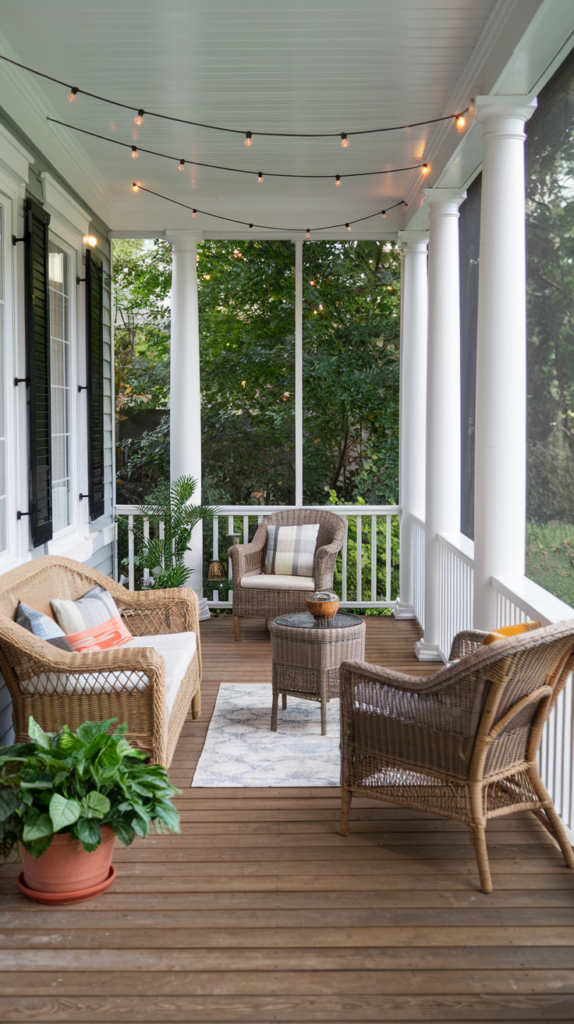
269,612,365,735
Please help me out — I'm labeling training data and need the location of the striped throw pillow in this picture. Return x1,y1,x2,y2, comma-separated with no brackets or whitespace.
51,586,132,653
264,524,320,578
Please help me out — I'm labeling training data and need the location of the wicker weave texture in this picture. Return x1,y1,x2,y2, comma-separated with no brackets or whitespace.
340,620,574,892
0,556,202,768
229,510,346,635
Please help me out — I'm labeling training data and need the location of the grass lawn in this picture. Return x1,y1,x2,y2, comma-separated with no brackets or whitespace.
526,521,574,608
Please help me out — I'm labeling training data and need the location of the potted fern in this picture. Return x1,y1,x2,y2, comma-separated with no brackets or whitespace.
127,475,216,589
0,717,180,904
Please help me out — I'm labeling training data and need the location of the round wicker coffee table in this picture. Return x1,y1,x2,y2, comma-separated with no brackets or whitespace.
269,612,366,735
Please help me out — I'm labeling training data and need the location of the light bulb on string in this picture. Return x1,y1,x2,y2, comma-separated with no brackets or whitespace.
306,229,310,239
341,133,349,148
245,132,252,147
192,209,197,218
249,223,253,231
68,86,78,102
178,159,185,170
456,114,466,132
132,182,139,192
257,171,263,183
381,210,386,219
421,163,429,175
335,175,341,187
135,109,144,126
131,146,138,159
346,223,351,231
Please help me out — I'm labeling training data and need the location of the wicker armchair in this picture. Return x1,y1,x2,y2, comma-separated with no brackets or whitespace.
339,621,574,893
228,509,346,640
0,556,202,768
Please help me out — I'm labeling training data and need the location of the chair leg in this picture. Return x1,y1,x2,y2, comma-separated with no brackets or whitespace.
529,766,574,869
233,616,241,642
271,690,278,731
340,788,352,836
191,688,201,719
282,693,287,710
470,825,493,893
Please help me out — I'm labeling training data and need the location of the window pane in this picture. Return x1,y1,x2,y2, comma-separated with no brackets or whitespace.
49,240,71,533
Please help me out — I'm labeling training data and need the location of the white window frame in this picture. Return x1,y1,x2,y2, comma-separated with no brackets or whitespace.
47,230,77,540
0,171,24,573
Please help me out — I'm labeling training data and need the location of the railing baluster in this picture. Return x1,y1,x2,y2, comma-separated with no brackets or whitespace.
370,514,377,602
243,515,249,544
142,516,150,587
213,516,219,560
356,515,362,604
128,514,135,592
386,513,392,603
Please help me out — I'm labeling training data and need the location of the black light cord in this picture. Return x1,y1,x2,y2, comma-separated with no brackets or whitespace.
47,118,427,181
131,184,407,232
0,52,467,141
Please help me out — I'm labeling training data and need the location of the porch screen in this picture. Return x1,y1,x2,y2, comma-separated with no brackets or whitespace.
86,250,105,520
24,196,52,547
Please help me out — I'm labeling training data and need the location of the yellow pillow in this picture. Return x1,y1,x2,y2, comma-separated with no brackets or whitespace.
483,621,540,645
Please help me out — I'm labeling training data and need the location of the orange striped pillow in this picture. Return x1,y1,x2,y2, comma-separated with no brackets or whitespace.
483,621,540,645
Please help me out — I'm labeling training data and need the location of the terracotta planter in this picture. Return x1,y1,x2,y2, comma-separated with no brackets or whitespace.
18,826,116,894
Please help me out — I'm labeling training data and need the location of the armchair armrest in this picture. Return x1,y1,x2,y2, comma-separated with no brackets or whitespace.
111,585,200,640
339,659,444,695
314,539,343,589
228,525,267,581
449,629,489,662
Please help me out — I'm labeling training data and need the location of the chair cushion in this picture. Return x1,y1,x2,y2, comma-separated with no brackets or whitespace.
264,523,319,577
484,621,540,645
17,631,197,719
241,573,315,592
51,586,133,652
16,601,74,651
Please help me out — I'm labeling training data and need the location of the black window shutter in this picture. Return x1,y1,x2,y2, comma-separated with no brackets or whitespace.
86,250,105,520
24,196,52,547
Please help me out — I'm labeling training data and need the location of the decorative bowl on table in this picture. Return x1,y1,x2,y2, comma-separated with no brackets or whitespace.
306,590,340,628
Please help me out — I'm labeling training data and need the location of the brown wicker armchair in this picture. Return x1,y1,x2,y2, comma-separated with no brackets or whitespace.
0,556,202,768
228,509,346,640
339,621,574,893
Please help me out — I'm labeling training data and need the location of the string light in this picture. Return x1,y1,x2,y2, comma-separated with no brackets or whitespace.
131,145,138,159
382,210,386,218
456,114,466,131
257,171,264,183
178,159,185,170
84,235,97,247
346,223,351,231
335,175,341,187
0,53,470,141
249,223,253,231
245,132,253,147
49,118,427,182
421,163,429,174
135,109,144,126
132,182,139,192
134,185,408,232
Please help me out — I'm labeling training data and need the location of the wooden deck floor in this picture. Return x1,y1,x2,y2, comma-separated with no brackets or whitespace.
2,615,574,1022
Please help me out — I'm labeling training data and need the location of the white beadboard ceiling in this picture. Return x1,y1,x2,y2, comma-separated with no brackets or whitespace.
0,0,554,236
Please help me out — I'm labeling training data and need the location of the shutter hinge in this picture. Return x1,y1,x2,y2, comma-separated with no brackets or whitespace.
78,384,88,392
12,235,25,246
17,510,30,520
79,493,91,501
76,276,86,284
14,377,30,386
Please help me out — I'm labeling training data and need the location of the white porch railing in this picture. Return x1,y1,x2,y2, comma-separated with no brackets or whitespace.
115,504,400,611
410,518,574,838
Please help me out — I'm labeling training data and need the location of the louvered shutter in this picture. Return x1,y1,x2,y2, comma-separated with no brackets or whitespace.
86,250,105,520
24,197,52,547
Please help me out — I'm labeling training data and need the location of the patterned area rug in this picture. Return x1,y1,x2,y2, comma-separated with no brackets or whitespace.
191,683,341,787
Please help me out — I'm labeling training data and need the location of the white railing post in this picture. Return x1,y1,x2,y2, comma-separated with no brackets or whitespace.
295,239,303,507
127,514,135,592
356,515,362,604
142,516,150,587
371,514,377,602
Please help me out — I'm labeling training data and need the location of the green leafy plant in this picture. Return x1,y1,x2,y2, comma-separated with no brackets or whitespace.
0,717,181,859
123,474,217,590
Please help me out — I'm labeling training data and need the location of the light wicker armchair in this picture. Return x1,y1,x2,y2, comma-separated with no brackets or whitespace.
228,509,346,640
0,556,202,768
339,621,574,893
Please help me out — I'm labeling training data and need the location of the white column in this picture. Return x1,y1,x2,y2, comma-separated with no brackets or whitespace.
395,231,428,619
473,96,537,630
165,230,209,618
295,239,303,507
415,190,466,661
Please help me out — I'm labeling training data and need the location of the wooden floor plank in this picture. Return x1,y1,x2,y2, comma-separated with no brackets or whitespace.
2,613,574,1023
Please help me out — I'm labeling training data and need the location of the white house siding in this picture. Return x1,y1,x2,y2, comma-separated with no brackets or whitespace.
0,114,114,747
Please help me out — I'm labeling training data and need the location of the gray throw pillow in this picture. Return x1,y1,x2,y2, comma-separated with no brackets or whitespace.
16,601,73,652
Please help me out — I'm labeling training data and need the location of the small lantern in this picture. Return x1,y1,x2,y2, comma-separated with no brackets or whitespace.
208,559,226,580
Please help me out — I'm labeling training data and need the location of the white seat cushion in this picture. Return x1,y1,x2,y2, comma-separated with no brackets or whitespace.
18,631,197,719
241,573,315,592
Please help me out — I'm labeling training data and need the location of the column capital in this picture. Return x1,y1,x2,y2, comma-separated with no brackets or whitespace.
398,230,429,252
424,188,467,211
475,94,537,127
165,229,202,251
